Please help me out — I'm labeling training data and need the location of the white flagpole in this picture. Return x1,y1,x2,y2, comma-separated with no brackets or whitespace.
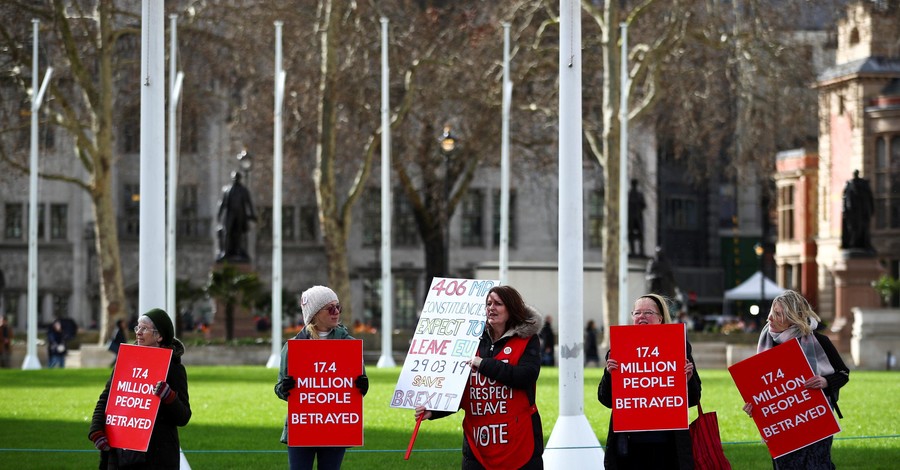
377,17,395,367
544,0,604,465
499,23,512,286
268,21,286,368
23,19,53,370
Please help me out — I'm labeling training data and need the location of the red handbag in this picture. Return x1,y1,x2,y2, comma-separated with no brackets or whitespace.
689,403,732,470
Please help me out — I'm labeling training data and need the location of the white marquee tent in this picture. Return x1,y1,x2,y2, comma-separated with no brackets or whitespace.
722,271,786,316
723,271,786,301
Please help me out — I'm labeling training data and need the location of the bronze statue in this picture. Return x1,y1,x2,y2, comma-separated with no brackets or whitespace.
216,171,256,262
841,169,874,252
628,179,646,257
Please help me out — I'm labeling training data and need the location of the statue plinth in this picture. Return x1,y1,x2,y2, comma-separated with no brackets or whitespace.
829,253,884,352
209,262,259,340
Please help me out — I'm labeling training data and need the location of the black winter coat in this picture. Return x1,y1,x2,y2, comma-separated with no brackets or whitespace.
598,340,702,469
89,340,191,469
430,307,544,470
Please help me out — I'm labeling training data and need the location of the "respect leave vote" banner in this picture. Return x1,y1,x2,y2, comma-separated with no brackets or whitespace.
728,339,840,458
105,344,172,451
287,339,364,447
610,323,689,432
390,277,497,412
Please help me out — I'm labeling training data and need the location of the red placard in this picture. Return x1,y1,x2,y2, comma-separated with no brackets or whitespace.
105,344,173,451
609,323,689,432
287,339,364,447
728,339,841,458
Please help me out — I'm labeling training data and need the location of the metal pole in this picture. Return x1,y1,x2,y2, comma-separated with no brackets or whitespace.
166,15,183,325
618,22,630,327
268,21,286,369
377,17,395,367
23,19,53,370
138,0,166,317
760,245,765,315
444,151,451,276
499,23,511,286
544,0,604,464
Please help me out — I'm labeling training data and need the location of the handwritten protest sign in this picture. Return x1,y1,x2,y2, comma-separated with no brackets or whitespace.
610,323,689,432
391,277,497,412
286,339,364,447
105,344,172,451
729,339,840,458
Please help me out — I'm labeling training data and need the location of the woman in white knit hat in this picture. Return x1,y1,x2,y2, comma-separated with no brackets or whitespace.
274,285,369,470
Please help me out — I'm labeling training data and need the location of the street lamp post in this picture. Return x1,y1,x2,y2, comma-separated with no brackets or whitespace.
440,126,455,276
237,150,253,262
754,242,765,325
238,150,253,181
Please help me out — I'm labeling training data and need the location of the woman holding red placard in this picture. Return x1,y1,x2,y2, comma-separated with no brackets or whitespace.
414,284,544,469
598,293,702,469
88,308,192,469
275,285,369,470
741,290,849,469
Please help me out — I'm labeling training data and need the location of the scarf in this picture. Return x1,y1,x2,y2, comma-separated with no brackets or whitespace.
757,318,834,377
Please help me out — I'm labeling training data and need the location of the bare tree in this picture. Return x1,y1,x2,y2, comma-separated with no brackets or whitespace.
0,0,143,344
577,0,841,345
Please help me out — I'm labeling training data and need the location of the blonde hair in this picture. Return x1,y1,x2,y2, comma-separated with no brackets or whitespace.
636,294,673,324
771,290,819,335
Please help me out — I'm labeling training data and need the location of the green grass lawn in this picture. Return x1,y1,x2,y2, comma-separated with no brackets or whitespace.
1,366,898,469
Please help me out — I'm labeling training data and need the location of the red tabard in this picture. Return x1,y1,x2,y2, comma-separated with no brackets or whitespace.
461,336,537,469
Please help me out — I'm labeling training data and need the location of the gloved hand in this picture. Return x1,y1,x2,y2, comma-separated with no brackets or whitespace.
355,374,369,397
154,381,176,405
279,376,295,396
90,430,110,452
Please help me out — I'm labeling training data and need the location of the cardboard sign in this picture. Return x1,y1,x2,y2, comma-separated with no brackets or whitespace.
390,277,497,412
609,323,689,432
728,339,841,458
105,344,172,451
286,339,364,447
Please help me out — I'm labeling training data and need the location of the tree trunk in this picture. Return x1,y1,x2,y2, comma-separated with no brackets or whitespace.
93,0,126,346
599,1,622,348
314,0,355,322
225,301,235,341
92,181,128,346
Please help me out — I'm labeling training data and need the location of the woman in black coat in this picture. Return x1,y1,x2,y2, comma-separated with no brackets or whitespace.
415,285,544,469
88,309,191,469
598,294,701,469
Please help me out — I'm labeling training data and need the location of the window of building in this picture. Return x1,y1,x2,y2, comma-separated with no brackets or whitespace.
258,206,273,239
4,203,23,239
53,293,69,318
393,192,418,247
461,189,484,247
122,183,140,237
394,275,418,329
299,205,318,242
874,135,900,229
180,107,199,153
492,189,517,248
362,277,381,328
121,107,140,153
282,206,296,241
588,190,604,248
256,206,295,241
777,185,795,241
36,203,45,239
783,263,796,291
50,204,67,240
178,185,206,238
362,189,381,247
41,107,55,151
664,196,698,229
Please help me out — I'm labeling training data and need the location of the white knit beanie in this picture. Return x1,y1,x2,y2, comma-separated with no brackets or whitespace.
300,285,339,325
